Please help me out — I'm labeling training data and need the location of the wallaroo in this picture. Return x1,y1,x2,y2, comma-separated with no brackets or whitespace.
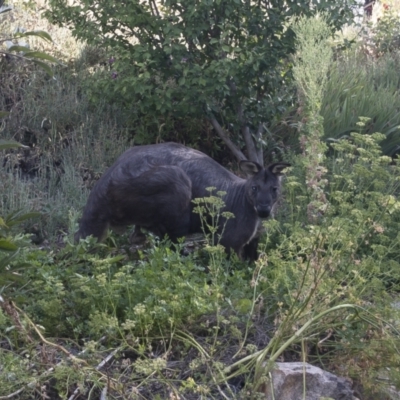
75,142,290,261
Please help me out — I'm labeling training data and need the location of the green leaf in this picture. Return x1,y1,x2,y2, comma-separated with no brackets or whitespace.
6,211,41,227
7,45,30,53
0,240,18,252
0,250,19,271
0,139,28,150
31,59,54,77
15,30,53,42
0,111,9,119
23,51,59,63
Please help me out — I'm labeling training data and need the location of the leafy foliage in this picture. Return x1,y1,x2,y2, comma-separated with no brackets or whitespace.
0,1,59,77
265,129,400,394
0,211,39,290
0,140,40,287
2,9,400,400
45,0,357,162
2,128,400,398
370,2,400,55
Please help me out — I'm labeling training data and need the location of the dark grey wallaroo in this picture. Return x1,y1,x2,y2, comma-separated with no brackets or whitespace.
75,142,290,260
74,164,192,243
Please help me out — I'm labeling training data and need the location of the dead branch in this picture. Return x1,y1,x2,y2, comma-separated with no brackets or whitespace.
209,116,246,162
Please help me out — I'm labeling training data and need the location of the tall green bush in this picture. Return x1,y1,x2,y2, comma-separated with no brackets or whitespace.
45,0,356,163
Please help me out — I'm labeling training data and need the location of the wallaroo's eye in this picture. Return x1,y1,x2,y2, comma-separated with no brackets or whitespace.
272,186,278,192
251,186,258,191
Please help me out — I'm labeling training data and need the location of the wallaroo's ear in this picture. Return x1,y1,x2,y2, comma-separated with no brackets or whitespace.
268,162,291,175
239,160,262,177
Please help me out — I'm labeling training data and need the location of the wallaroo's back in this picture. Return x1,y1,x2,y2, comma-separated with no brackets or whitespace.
75,142,290,261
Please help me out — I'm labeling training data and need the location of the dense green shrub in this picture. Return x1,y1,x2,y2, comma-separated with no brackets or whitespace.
45,0,356,163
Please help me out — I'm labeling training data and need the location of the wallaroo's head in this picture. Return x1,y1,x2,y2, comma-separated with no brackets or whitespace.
240,161,291,218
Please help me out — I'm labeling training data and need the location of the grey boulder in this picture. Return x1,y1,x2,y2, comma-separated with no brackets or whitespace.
262,362,358,400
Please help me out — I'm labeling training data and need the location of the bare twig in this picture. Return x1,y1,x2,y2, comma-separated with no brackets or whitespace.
242,125,259,163
18,307,82,359
68,346,121,400
148,0,165,45
255,123,264,166
0,327,106,400
150,0,161,18
67,385,81,400
0,50,32,61
96,347,121,371
230,81,259,163
317,328,333,347
209,116,246,162
100,386,108,400
215,385,231,400
0,387,26,399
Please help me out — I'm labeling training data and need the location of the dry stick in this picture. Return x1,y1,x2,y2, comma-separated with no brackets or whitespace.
215,385,231,400
67,385,82,399
242,125,259,163
209,116,247,162
0,388,26,400
17,305,85,360
230,80,259,164
68,346,122,400
100,387,108,400
0,50,26,58
255,123,264,166
96,347,121,371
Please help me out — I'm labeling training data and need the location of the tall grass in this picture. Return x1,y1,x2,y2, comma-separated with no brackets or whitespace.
0,0,135,240
322,50,400,155
0,69,131,240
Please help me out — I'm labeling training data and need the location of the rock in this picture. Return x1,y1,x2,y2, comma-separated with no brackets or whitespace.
262,362,357,400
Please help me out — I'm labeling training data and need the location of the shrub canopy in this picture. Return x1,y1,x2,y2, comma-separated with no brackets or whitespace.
45,0,357,162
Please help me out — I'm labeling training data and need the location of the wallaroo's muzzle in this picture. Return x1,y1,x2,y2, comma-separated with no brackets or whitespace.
256,205,272,218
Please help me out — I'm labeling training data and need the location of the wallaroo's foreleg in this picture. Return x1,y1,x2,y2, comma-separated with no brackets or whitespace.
242,238,259,261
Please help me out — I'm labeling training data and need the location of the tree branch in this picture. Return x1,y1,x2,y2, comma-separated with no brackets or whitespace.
209,116,246,162
149,0,161,19
242,125,259,164
255,123,264,166
230,81,259,163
